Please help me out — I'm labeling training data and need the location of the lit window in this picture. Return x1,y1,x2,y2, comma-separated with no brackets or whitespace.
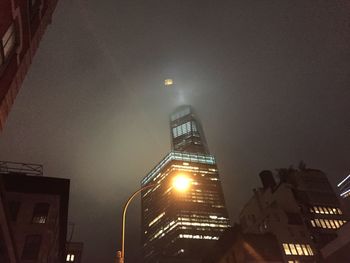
325,219,331,228
164,79,173,86
319,207,324,214
302,244,309,255
315,219,321,227
283,243,291,255
289,244,297,255
66,254,75,262
329,220,336,229
334,220,340,228
310,220,316,227
338,208,343,215
1,23,16,61
306,245,314,255
320,219,326,228
295,244,303,255
314,206,319,213
32,203,49,224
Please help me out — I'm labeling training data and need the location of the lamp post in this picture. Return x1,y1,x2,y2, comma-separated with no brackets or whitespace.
115,174,191,263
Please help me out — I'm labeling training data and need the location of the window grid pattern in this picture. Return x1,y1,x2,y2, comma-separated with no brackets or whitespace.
172,121,198,138
282,243,314,256
142,151,216,185
310,219,346,229
309,206,342,215
66,254,75,262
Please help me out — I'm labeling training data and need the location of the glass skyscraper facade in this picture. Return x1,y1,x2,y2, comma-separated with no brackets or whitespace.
141,106,230,263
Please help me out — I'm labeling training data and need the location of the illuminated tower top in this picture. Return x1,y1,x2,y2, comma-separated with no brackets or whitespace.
170,105,209,154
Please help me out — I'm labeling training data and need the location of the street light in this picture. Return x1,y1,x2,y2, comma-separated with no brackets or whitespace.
115,174,191,263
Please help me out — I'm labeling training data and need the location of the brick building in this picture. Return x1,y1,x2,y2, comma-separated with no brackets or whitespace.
0,0,60,130
0,161,69,262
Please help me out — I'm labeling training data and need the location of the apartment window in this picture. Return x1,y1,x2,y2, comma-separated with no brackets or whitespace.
1,23,16,64
66,253,75,262
8,201,21,221
22,235,42,260
283,243,291,255
32,203,50,224
289,244,297,255
283,243,313,256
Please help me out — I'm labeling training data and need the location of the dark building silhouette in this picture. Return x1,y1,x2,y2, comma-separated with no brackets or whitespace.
141,106,230,263
239,165,348,263
0,0,60,131
0,161,69,263
203,225,284,263
321,221,350,262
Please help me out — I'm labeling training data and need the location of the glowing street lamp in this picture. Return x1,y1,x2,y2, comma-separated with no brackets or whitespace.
115,174,191,263
172,174,191,192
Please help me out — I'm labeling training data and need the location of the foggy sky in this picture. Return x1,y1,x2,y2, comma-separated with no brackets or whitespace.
0,0,349,262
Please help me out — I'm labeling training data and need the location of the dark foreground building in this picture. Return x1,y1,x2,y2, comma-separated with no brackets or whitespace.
239,164,348,262
0,0,60,130
321,221,350,262
141,106,231,263
0,161,69,263
203,225,284,263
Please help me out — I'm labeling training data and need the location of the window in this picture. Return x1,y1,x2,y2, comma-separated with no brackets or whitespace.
289,244,297,255
1,23,16,64
283,243,291,255
8,201,20,221
172,121,192,138
66,254,75,262
32,203,50,224
22,235,42,260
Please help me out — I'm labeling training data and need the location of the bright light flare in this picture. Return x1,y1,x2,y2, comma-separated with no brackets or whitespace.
172,174,191,192
164,79,174,87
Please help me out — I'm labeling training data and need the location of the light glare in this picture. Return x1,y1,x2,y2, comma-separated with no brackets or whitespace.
173,175,191,192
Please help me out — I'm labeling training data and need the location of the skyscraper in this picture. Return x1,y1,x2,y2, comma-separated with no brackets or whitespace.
141,105,230,263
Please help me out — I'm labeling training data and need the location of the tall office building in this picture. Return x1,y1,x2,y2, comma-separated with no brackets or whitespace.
141,106,230,263
0,0,60,131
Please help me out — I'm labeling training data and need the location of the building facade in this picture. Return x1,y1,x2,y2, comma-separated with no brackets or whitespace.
239,166,348,263
0,0,60,131
0,161,69,263
141,106,230,263
203,225,284,263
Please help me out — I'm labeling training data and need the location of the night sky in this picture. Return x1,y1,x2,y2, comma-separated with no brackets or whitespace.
1,0,350,262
